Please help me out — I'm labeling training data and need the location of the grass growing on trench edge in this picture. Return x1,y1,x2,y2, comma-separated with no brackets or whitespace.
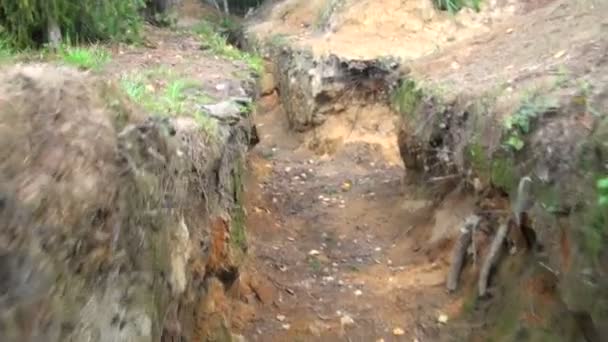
120,67,217,133
58,45,111,70
193,20,263,75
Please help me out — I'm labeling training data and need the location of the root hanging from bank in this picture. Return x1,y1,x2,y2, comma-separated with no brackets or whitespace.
446,215,480,292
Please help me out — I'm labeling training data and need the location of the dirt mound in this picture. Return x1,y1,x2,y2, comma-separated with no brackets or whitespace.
248,0,526,60
0,64,259,342
0,64,183,341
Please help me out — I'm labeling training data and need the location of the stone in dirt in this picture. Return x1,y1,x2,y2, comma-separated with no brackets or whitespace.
340,315,355,326
393,327,405,335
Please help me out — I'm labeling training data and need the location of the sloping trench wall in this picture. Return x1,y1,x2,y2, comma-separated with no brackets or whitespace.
0,65,256,342
244,24,608,341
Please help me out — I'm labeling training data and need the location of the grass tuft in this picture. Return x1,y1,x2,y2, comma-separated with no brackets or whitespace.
433,0,482,13
59,45,111,70
120,67,216,133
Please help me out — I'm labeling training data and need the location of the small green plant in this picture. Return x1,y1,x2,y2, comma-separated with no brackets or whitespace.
502,94,557,151
308,257,322,273
597,177,608,206
59,45,110,70
433,0,482,13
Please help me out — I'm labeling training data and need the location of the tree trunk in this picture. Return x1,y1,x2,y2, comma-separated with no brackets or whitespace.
46,18,62,50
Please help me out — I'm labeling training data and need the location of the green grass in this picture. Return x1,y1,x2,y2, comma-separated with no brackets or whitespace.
433,0,482,13
120,67,216,132
193,20,263,74
58,45,111,70
392,79,423,117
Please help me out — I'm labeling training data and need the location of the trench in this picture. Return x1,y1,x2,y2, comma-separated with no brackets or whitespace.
230,39,475,341
231,24,603,341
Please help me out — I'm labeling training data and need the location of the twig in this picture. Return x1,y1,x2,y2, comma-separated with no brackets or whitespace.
538,261,559,276
429,174,461,182
478,222,509,297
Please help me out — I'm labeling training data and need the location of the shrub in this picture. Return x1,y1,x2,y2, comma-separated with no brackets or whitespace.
0,0,145,48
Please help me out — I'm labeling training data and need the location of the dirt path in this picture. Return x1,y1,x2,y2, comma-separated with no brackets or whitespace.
241,99,469,341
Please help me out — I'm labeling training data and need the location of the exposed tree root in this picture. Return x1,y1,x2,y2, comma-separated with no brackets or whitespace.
478,221,509,298
446,215,480,292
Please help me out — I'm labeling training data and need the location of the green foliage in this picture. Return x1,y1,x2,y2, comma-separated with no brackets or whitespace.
598,177,608,206
193,20,263,74
503,94,557,151
0,0,145,48
120,67,216,133
58,45,110,70
578,176,608,260
433,0,482,13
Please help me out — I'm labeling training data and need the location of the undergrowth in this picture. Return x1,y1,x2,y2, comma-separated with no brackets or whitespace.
0,0,144,48
194,20,263,74
120,67,217,133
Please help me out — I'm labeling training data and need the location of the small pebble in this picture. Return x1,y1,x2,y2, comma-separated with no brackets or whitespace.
393,327,405,336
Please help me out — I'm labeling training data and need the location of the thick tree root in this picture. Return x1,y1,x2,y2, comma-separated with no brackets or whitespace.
446,215,480,292
478,221,510,297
